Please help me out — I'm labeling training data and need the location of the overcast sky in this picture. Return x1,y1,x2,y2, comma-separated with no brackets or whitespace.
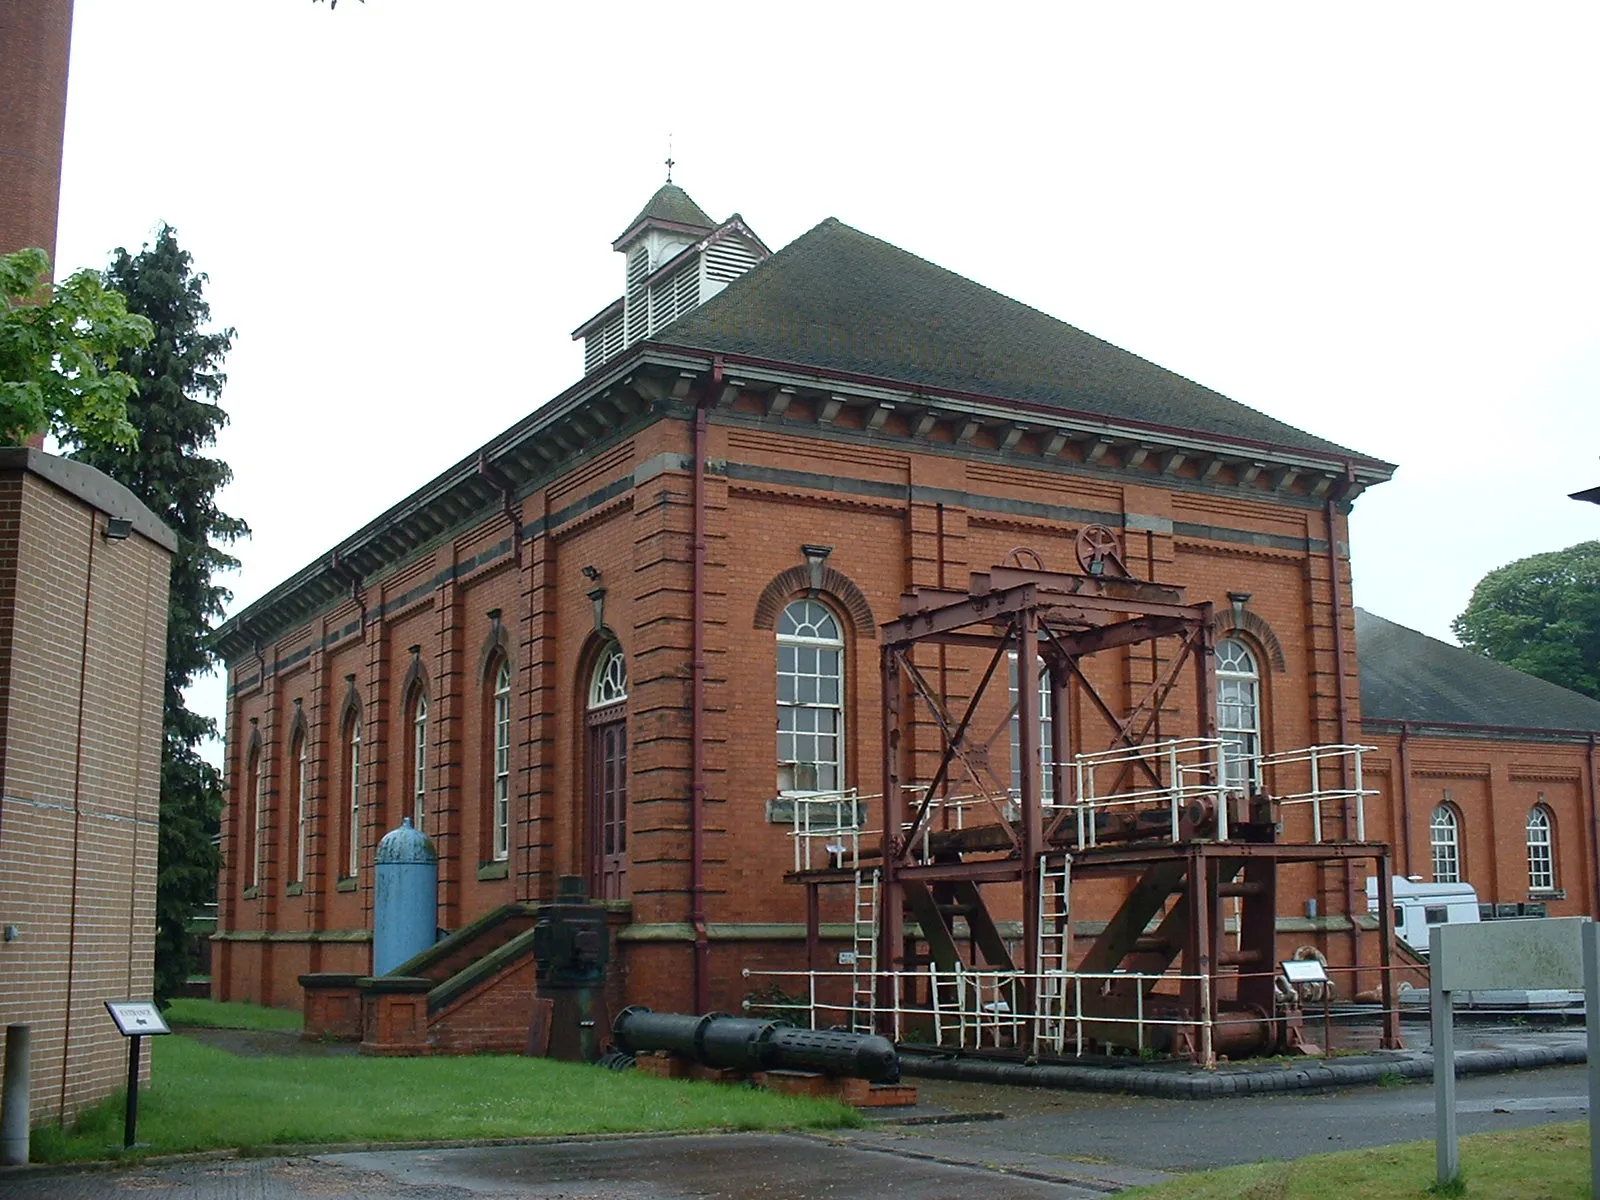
53,2,1600,761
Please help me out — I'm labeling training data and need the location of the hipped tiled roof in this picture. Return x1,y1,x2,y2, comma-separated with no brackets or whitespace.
1356,608,1600,732
659,218,1386,464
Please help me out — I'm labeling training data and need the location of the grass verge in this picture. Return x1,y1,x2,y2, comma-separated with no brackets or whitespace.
31,1035,860,1163
163,998,303,1032
1120,1121,1588,1199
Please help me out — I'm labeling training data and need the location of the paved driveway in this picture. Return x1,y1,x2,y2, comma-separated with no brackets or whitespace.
3,1064,1589,1197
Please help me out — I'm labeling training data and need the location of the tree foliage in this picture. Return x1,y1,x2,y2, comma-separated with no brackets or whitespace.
68,225,247,1002
1452,541,1600,700
0,247,152,449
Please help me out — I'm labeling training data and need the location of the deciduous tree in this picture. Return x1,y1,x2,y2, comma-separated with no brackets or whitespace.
1453,541,1600,701
68,225,247,1002
0,246,151,448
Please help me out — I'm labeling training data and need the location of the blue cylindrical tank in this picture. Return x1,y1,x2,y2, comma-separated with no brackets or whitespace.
373,818,438,976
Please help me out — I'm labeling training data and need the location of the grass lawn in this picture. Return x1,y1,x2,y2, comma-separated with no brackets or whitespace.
32,1030,860,1163
1121,1121,1589,1199
163,997,303,1031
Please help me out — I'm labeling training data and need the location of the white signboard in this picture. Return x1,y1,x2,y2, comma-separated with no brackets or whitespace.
1430,916,1587,991
104,1000,171,1037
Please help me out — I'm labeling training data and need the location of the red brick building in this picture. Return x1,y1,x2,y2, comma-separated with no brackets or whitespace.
212,185,1600,1028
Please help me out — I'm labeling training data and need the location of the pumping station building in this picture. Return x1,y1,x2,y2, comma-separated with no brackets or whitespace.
211,183,1600,1061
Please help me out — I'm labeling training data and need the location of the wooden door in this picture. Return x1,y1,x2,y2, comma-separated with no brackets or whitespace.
587,709,627,899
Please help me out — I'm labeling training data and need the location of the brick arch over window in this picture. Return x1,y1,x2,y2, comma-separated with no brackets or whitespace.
338,678,362,733
477,620,515,685
286,703,309,748
1212,609,1287,673
753,567,877,639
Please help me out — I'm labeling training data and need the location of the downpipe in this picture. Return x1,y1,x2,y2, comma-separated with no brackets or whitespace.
689,360,719,1013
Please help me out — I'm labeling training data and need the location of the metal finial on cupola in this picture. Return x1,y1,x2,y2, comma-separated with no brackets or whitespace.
665,133,674,184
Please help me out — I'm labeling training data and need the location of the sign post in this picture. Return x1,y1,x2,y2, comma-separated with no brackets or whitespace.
1429,917,1588,1192
104,1000,171,1150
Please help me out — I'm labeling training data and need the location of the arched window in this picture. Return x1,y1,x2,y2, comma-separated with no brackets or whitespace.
291,731,309,885
491,659,512,862
1430,804,1460,883
590,644,628,708
1527,805,1554,892
247,744,265,890
1009,654,1054,804
409,687,429,830
344,714,361,879
777,599,843,795
1216,638,1261,791
587,641,629,899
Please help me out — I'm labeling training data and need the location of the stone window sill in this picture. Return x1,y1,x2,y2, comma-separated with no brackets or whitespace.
336,877,357,892
476,860,509,881
285,882,304,897
242,886,259,900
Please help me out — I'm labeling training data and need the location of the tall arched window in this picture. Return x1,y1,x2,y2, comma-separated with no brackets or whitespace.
291,731,309,885
409,687,429,830
1527,805,1554,892
491,659,512,862
777,599,843,794
1430,804,1460,883
587,641,629,899
344,714,361,879
1009,654,1054,804
247,744,265,890
1216,638,1260,791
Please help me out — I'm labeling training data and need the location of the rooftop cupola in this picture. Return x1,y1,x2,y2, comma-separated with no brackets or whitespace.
573,179,770,374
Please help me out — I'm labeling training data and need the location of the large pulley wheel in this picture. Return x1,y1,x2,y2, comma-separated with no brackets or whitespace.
1075,524,1124,576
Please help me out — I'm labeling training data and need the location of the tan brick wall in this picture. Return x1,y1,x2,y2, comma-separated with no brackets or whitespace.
0,466,169,1125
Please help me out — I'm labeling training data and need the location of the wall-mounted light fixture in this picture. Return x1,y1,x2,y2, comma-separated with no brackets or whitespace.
103,517,133,540
1227,591,1252,621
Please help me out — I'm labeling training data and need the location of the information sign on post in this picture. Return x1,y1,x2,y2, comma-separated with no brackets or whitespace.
104,1000,171,1149
1429,918,1589,1192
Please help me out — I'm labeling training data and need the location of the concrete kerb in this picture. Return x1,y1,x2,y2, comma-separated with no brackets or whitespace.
900,1042,1588,1098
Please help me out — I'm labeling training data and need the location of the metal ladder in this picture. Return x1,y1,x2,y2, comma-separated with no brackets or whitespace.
849,869,879,1032
1036,853,1073,1053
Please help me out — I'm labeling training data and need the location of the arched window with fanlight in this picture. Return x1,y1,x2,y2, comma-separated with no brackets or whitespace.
291,729,309,886
777,599,844,795
1431,803,1461,883
408,686,429,830
587,640,629,899
490,659,512,862
247,742,265,891
1216,638,1261,791
343,713,361,879
1527,805,1554,893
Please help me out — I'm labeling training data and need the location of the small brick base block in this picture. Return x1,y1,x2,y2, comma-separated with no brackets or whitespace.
633,1052,915,1107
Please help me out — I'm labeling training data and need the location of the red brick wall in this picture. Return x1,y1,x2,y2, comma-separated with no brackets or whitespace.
0,466,170,1124
215,390,1598,1018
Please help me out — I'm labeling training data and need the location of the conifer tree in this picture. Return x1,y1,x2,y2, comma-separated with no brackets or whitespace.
70,224,247,1002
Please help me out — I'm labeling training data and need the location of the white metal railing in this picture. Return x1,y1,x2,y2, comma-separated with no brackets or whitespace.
1072,738,1228,847
789,789,867,871
741,965,1213,1059
1257,743,1378,842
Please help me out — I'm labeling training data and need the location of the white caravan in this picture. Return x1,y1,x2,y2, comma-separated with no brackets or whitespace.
1365,875,1480,957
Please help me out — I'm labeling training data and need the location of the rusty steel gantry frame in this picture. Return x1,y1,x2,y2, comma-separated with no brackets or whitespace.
811,541,1407,1061
878,560,1218,992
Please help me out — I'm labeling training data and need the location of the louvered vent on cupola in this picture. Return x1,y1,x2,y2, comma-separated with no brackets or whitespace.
624,245,651,345
705,239,758,285
578,188,770,372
